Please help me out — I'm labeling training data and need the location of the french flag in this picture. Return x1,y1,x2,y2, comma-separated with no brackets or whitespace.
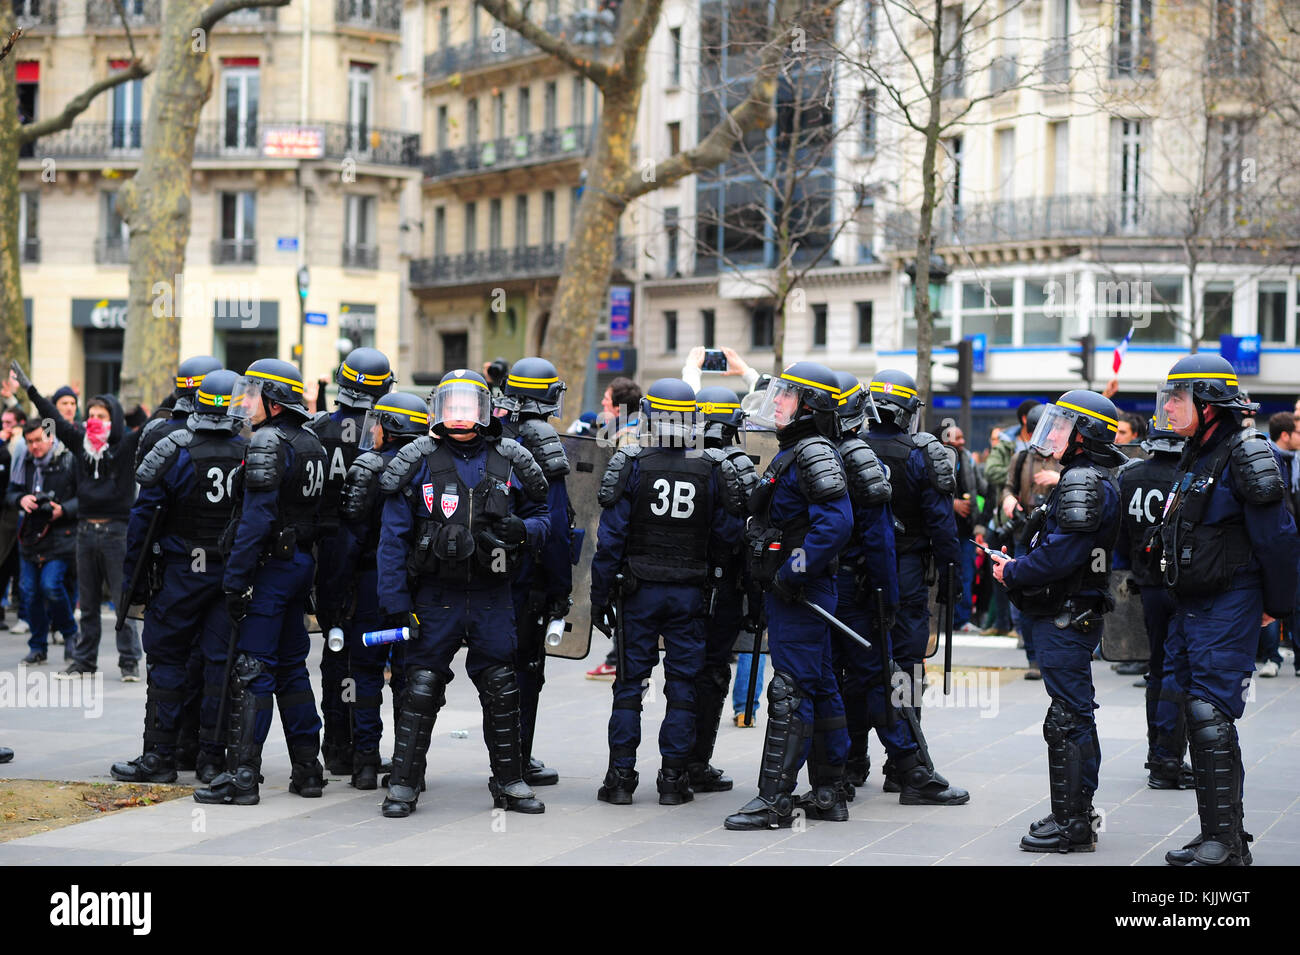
1112,325,1134,374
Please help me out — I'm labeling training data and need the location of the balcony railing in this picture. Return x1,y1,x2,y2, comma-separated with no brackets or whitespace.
13,0,56,29
1110,38,1155,77
335,0,400,33
221,4,278,26
989,55,1017,95
25,120,420,167
410,243,568,289
424,16,566,81
95,236,129,264
212,238,257,265
21,238,40,264
86,0,159,28
343,244,379,269
882,192,1300,250
421,125,588,182
1041,41,1070,85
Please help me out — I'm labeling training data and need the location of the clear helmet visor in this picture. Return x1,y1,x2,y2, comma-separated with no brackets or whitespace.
747,378,803,430
431,380,490,429
1154,383,1196,433
1028,404,1078,458
359,409,385,451
237,378,267,422
205,375,250,426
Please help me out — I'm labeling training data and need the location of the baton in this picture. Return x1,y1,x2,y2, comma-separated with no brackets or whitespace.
944,562,955,695
117,506,163,633
874,587,896,729
613,573,627,681
743,604,764,727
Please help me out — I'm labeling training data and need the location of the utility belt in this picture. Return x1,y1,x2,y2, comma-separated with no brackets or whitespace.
1009,575,1110,626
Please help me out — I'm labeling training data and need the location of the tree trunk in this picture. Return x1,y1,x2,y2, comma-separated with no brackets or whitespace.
912,16,945,410
0,4,29,369
117,0,212,412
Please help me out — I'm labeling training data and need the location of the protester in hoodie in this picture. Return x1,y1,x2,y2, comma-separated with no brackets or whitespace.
13,364,143,680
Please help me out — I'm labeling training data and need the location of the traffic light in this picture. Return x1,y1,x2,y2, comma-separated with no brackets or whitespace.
1071,333,1095,388
942,337,974,440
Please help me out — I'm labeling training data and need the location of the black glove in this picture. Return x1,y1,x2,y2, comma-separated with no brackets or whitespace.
878,607,897,635
382,610,417,632
935,565,954,603
10,359,31,391
590,599,615,635
225,586,253,624
544,592,572,621
493,515,527,550
772,574,804,606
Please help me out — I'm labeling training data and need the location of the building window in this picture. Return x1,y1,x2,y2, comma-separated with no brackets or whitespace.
1049,120,1068,196
573,76,586,127
110,73,143,150
855,189,875,264
1200,282,1234,344
669,26,682,87
902,283,951,348
664,310,678,352
343,194,377,268
493,91,506,140
215,191,256,264
1096,276,1183,344
856,301,873,346
433,206,446,257
544,81,557,132
667,121,681,155
437,105,449,151
438,6,450,49
751,304,774,350
1113,0,1154,76
1212,0,1256,75
1211,118,1250,228
514,195,528,250
488,197,502,249
702,308,716,348
1023,277,1066,344
18,191,38,263
347,63,374,154
222,64,259,151
1258,281,1287,344
940,4,965,97
98,191,129,263
1116,119,1143,229
960,280,1014,345
944,135,963,210
664,206,679,275
464,200,477,252
995,128,1015,203
517,86,530,137
860,88,876,155
441,331,468,372
570,186,581,231
467,97,479,145
542,190,556,246
812,303,827,348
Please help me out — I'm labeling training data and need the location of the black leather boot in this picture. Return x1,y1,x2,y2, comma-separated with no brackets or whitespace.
686,662,732,793
194,655,267,807
110,750,178,784
1146,754,1195,790
352,749,381,790
381,669,443,818
797,763,850,821
478,665,544,814
1166,698,1249,866
288,741,328,797
597,765,639,805
657,762,695,806
897,751,970,806
113,682,182,782
724,672,808,831
1020,701,1097,853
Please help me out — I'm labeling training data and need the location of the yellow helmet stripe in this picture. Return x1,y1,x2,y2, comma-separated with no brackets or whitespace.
697,401,739,414
1167,372,1238,383
1057,399,1119,430
780,372,839,394
440,378,489,390
247,369,305,393
646,396,697,411
869,381,917,398
341,363,392,387
195,389,229,406
374,404,430,423
836,383,861,405
175,374,207,388
506,374,559,386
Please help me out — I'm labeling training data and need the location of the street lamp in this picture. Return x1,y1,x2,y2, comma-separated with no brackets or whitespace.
296,265,310,372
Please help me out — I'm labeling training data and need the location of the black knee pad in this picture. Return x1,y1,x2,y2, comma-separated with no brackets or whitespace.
231,653,266,688
404,669,446,716
1185,697,1233,748
767,671,805,718
1043,699,1079,747
475,664,516,700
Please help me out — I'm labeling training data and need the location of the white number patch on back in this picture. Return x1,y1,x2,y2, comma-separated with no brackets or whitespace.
649,478,696,518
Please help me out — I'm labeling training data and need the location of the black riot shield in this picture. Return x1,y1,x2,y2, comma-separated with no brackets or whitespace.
1100,570,1152,662
551,432,611,660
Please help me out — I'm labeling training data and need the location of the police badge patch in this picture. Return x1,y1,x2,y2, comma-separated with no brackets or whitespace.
422,483,435,513
440,491,459,518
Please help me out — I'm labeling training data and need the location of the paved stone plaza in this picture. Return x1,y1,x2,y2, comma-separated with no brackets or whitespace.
3,619,1299,865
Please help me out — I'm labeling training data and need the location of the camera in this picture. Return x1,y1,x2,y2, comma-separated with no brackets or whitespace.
32,490,56,519
701,349,728,372
485,358,509,389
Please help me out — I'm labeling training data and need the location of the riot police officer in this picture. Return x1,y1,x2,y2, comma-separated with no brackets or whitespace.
495,357,575,787
591,379,742,806
826,372,968,809
111,370,248,784
135,355,223,467
327,391,430,790
724,362,854,830
308,347,394,775
688,385,759,794
1153,355,1299,866
863,369,960,789
376,370,551,818
991,389,1124,853
194,359,328,806
1114,422,1192,790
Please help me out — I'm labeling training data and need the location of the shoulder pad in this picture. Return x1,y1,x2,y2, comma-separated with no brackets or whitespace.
698,448,744,516
724,447,761,500
598,445,641,508
136,429,193,488
306,411,330,432
1229,433,1285,504
912,432,957,495
379,436,435,495
794,437,848,505
245,427,284,491
515,419,570,479
840,438,891,506
1057,467,1106,532
340,451,386,522
497,437,549,503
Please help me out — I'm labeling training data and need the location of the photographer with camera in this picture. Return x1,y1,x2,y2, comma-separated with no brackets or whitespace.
682,346,760,394
9,420,79,666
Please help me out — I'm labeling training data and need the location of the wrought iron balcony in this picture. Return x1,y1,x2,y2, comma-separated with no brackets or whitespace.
882,192,1300,251
95,236,129,265
221,4,278,26
86,0,159,28
424,16,566,81
335,0,400,33
343,244,379,269
13,0,56,29
410,243,567,289
212,238,257,266
421,126,588,182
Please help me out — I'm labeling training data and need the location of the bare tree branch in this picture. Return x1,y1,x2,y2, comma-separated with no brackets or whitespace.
112,0,140,62
197,0,291,35
476,0,616,87
0,28,21,64
19,61,150,143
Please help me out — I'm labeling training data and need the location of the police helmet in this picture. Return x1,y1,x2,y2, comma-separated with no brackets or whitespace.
335,347,394,410
191,368,249,433
1141,419,1186,456
750,362,841,437
173,355,222,414
498,356,566,418
640,378,697,446
430,369,492,436
244,358,309,418
834,370,879,435
1155,354,1258,434
361,391,429,450
1030,389,1121,464
695,385,744,448
868,369,923,433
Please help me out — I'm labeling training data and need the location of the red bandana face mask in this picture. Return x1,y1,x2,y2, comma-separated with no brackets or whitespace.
84,417,109,455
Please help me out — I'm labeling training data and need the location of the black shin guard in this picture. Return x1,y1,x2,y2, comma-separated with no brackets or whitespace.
477,665,544,814
381,668,444,818
724,671,809,830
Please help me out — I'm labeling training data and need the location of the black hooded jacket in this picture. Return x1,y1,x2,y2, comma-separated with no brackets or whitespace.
27,386,141,522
